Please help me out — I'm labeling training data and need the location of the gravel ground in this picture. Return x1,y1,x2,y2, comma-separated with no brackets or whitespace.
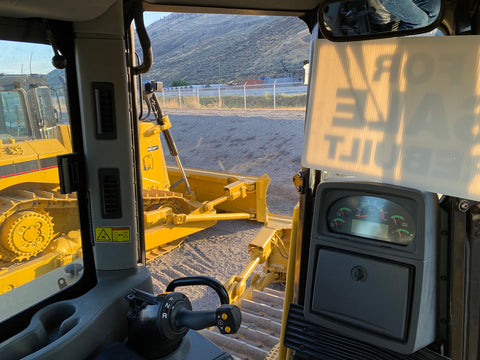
147,109,305,309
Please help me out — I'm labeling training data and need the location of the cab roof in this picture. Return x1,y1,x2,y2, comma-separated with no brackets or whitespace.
0,0,320,22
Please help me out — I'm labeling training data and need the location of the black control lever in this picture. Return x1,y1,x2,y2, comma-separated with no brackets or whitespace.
124,286,241,359
166,276,230,304
174,304,241,334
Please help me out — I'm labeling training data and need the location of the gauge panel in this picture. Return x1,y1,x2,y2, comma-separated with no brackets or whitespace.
327,195,416,245
304,182,438,354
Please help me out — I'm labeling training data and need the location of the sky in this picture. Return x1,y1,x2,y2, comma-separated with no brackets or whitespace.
144,12,170,26
0,41,54,74
0,12,170,75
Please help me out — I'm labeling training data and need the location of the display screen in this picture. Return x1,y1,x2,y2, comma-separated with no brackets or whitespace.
351,219,389,240
327,195,416,245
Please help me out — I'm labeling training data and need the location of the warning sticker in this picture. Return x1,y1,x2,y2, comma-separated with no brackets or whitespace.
95,228,112,242
95,227,130,242
112,227,130,242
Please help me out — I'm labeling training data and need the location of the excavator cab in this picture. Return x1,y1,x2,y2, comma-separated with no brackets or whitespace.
0,0,479,360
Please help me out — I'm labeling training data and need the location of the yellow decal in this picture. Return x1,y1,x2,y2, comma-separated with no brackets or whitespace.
95,227,130,242
112,227,130,242
95,228,112,242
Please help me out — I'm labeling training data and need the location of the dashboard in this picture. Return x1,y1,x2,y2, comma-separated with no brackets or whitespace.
327,195,416,246
303,181,438,354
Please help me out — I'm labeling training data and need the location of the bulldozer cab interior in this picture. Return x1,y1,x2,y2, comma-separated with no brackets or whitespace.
0,0,478,359
320,0,444,39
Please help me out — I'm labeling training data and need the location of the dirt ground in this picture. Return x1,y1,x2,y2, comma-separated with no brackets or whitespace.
147,109,305,309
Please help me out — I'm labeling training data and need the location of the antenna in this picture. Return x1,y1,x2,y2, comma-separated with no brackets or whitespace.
29,52,33,74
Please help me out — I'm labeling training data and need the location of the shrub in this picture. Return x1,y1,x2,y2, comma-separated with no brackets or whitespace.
170,79,190,87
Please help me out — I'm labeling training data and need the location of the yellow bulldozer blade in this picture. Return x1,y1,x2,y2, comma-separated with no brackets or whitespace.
142,165,270,259
166,165,269,223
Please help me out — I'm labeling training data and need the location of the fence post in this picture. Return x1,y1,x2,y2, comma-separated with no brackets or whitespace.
243,83,247,110
273,79,277,110
162,89,166,108
178,88,181,109
197,87,200,108
218,84,221,109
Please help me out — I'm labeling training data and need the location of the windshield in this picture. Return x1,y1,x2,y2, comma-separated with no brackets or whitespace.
0,40,82,322
0,90,31,139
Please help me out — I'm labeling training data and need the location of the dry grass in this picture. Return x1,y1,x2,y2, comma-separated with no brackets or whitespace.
162,94,306,111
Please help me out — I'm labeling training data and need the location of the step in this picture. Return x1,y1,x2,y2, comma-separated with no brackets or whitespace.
251,289,285,307
241,311,282,337
241,298,284,323
200,328,269,360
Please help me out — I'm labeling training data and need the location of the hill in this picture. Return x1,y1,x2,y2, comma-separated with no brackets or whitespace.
141,13,310,86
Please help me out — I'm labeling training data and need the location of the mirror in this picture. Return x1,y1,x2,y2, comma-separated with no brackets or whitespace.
319,0,444,40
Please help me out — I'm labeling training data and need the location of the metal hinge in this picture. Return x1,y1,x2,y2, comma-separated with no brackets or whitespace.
293,170,308,194
58,153,80,194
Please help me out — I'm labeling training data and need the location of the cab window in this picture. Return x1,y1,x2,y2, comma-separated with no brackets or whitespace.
0,40,83,322
0,90,31,139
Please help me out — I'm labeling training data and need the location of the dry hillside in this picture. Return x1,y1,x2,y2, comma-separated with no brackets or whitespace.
142,13,310,86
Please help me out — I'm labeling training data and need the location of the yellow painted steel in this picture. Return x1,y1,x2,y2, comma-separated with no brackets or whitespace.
278,204,299,360
0,88,275,294
0,231,81,294
56,124,73,153
137,121,272,256
0,210,54,260
167,165,270,222
226,214,292,304
138,122,171,191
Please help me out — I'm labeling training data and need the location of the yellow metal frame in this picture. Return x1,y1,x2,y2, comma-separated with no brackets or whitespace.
226,214,292,304
0,231,81,294
0,118,277,295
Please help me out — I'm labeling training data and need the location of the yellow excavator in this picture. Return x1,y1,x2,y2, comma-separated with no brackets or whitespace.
0,74,289,296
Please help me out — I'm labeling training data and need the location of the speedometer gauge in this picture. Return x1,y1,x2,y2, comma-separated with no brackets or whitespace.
327,195,416,245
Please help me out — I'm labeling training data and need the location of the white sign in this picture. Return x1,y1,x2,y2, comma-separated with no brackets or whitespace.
302,36,480,200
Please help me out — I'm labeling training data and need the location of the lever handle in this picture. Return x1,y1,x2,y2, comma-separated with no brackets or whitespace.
166,276,230,305
174,304,242,334
215,305,242,334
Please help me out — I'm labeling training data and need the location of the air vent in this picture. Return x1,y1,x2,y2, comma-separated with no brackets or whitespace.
99,168,122,218
93,82,116,139
284,304,447,360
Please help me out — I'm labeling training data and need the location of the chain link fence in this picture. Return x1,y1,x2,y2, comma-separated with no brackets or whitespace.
158,82,307,110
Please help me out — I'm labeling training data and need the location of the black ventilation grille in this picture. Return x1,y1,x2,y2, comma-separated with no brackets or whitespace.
284,304,448,360
99,168,122,218
93,82,116,139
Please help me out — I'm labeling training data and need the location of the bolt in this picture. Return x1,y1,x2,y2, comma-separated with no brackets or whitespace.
297,185,303,193
458,200,470,212
297,171,304,179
